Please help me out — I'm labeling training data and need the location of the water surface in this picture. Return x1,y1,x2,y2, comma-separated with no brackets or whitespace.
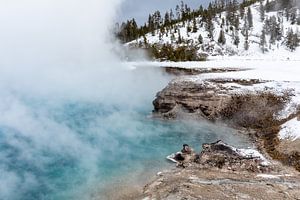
0,68,250,200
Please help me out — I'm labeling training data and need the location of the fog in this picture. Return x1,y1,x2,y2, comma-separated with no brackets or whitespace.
0,0,171,199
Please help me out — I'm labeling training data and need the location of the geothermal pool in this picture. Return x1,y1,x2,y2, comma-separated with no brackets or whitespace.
0,2,251,199
0,68,252,200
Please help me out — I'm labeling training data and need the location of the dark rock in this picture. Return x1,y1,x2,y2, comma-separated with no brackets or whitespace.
197,141,270,173
170,141,271,173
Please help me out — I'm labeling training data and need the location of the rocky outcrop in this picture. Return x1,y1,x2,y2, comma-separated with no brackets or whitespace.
197,141,270,173
152,80,232,119
152,78,281,125
142,141,300,200
169,141,270,173
144,66,300,200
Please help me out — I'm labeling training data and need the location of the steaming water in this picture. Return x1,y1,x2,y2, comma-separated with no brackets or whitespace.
0,1,252,199
0,68,251,200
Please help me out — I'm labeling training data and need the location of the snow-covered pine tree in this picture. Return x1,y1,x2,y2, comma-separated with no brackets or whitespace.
218,29,226,45
198,34,203,44
260,28,267,53
234,30,240,47
260,0,265,22
247,7,253,28
286,28,299,51
244,28,250,50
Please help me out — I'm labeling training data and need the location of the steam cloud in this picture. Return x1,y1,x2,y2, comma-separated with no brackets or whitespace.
0,0,171,199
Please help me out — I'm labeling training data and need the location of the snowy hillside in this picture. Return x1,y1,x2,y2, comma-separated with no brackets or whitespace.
127,0,300,60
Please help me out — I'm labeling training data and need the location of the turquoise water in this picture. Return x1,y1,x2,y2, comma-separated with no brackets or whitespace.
0,69,250,200
0,99,249,200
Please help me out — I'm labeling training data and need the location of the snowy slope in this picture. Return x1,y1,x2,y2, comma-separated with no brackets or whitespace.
279,117,300,141
128,0,300,59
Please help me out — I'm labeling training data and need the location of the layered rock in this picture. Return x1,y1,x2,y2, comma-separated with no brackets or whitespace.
142,141,300,200
197,141,270,173
152,80,232,119
152,78,274,123
144,66,300,200
169,141,270,173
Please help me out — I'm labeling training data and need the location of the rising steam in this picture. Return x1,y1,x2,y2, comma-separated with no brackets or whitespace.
0,1,171,200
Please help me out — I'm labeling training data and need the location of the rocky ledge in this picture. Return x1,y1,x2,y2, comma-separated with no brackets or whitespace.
152,74,300,168
143,141,300,200
141,66,300,200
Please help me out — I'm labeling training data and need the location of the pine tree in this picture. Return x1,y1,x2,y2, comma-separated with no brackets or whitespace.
178,29,182,44
286,28,299,51
175,5,181,20
240,5,245,19
268,16,282,44
265,0,271,12
159,32,162,41
143,35,148,46
192,18,198,33
291,9,297,25
171,32,176,43
234,30,240,47
169,9,174,21
247,7,253,28
218,29,226,45
205,16,214,40
259,1,265,22
279,0,294,10
198,34,203,44
260,29,267,53
234,16,240,30
241,13,249,36
164,12,170,26
244,28,250,50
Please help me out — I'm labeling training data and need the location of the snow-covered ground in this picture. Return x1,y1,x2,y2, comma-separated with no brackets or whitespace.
238,148,270,166
279,117,300,141
128,0,300,58
257,173,293,179
129,57,300,142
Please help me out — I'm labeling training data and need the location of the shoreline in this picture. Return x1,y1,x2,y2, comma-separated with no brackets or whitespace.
93,119,253,200
97,61,300,199
141,62,300,199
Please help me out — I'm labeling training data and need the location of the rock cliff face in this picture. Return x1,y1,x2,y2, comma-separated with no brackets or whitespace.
153,80,232,119
152,78,279,126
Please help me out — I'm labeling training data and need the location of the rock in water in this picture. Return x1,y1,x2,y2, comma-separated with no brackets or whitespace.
167,141,270,173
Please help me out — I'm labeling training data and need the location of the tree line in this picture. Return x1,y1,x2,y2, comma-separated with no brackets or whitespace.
116,0,300,60
116,0,260,43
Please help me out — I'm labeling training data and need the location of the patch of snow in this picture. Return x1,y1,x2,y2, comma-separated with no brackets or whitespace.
279,117,300,141
156,172,163,176
257,173,293,179
166,152,180,163
257,174,280,179
238,148,270,166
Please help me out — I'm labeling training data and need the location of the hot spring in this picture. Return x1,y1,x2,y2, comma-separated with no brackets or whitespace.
0,66,252,200
0,1,251,199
